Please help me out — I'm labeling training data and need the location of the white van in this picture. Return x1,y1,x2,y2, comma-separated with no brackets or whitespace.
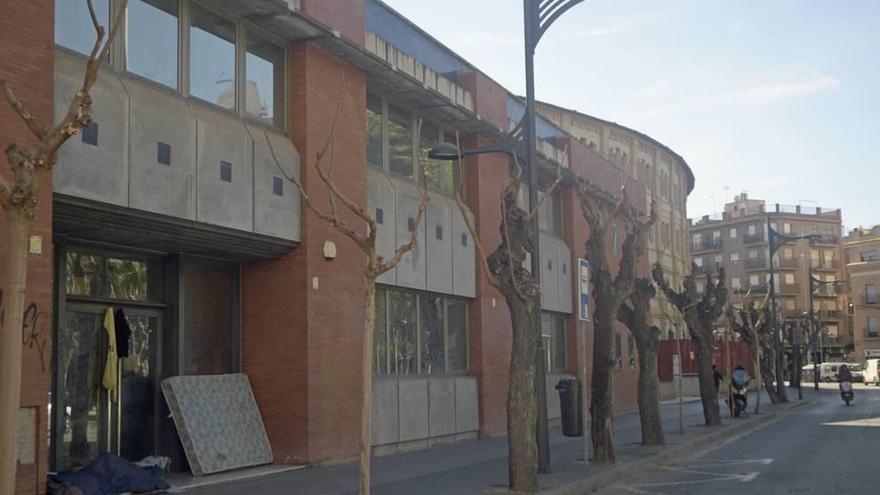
864,359,880,386
819,362,846,382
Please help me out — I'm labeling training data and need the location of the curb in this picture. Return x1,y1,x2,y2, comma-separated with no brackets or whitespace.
541,400,810,495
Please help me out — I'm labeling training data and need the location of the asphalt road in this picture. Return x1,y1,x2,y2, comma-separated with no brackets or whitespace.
596,383,880,495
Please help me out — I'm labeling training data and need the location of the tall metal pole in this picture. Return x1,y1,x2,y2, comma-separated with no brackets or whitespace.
767,216,786,401
524,0,551,474
808,264,820,391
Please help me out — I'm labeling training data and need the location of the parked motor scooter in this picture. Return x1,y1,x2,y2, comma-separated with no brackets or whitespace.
840,381,854,405
731,365,750,417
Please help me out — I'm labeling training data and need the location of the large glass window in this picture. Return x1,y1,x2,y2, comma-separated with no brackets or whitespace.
126,0,178,88
542,313,567,373
538,188,563,237
388,104,413,178
420,121,455,196
388,290,417,375
65,252,158,301
56,0,109,56
374,288,468,376
190,4,236,109
246,31,283,127
367,94,384,169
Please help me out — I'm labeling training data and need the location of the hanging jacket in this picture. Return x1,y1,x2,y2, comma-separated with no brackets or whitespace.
102,308,119,401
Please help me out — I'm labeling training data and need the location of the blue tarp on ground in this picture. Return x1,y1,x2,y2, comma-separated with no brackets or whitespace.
50,453,169,495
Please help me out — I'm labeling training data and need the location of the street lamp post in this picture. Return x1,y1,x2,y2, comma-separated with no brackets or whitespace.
766,220,819,399
806,264,842,390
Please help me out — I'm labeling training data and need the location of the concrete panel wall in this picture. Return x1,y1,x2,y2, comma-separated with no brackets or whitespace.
540,236,559,311
426,202,453,294
557,242,573,314
194,107,253,231
451,208,476,297
367,171,398,285
372,379,399,445
395,185,427,290
52,52,301,242
371,375,479,448
251,126,301,240
54,55,129,206
126,81,196,219
398,378,429,442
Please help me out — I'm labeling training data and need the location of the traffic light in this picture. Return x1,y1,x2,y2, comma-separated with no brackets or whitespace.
848,300,855,315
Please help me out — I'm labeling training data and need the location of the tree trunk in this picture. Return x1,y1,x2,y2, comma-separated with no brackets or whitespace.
694,337,721,426
591,297,616,463
774,337,788,402
0,210,29,494
760,344,782,404
633,330,664,446
359,274,377,495
506,295,538,492
751,334,762,414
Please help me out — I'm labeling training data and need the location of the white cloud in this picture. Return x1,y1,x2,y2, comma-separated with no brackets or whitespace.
733,73,841,103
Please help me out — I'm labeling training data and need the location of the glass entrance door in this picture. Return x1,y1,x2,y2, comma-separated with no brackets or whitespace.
54,304,161,469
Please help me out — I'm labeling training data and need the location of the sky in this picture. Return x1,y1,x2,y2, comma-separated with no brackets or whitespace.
384,0,880,231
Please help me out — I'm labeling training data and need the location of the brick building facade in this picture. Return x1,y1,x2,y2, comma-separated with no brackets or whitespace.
844,226,880,361
1,1,694,492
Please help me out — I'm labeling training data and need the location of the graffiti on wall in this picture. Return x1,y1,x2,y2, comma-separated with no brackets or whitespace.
0,290,49,373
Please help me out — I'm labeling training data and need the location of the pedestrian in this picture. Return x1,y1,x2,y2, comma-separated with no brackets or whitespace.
713,364,724,398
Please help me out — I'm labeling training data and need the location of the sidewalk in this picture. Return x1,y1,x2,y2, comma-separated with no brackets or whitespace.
177,389,814,495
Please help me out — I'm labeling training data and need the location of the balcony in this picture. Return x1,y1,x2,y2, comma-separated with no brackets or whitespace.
745,257,767,270
691,238,723,253
813,285,839,297
864,294,879,305
743,233,766,245
809,235,839,246
748,284,769,294
693,265,719,276
779,257,799,269
823,310,841,319
864,328,880,339
811,260,840,271
779,283,799,294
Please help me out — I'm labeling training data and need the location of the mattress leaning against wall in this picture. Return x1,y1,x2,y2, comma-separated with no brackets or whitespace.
161,373,274,475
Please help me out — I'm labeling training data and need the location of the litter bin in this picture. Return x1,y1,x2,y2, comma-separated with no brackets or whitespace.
555,377,583,437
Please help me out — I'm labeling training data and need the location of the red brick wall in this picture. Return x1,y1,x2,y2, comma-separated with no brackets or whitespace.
0,0,54,493
242,42,368,464
301,0,365,47
456,71,508,132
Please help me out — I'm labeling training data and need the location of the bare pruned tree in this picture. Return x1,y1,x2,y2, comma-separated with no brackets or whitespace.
267,99,429,495
617,278,664,446
451,138,561,492
0,1,126,490
574,176,656,463
652,263,728,427
727,288,781,412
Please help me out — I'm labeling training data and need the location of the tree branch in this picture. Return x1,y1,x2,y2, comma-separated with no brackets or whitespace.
1,82,47,139
524,145,566,223
377,171,430,274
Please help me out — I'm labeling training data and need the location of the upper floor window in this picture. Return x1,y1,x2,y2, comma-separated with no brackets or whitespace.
420,123,456,196
542,313,567,373
388,104,414,178
55,0,286,128
867,284,878,305
729,227,737,239
126,0,179,88
190,4,236,110
538,188,563,237
56,0,110,57
246,31,284,127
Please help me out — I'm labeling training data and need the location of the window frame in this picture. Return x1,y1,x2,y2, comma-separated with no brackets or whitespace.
54,0,288,131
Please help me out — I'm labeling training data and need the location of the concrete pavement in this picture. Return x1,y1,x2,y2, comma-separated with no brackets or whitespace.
176,386,809,495
598,383,876,494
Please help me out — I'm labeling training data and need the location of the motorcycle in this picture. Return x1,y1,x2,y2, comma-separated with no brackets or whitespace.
729,367,750,417
840,380,854,405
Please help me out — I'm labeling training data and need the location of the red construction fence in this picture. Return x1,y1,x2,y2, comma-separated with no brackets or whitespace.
658,340,755,382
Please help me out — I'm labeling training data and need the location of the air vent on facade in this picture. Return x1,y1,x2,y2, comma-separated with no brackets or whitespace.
376,208,384,224
547,259,553,271
562,263,567,275
157,142,171,165
273,177,283,196
220,161,232,182
436,225,443,240
407,217,415,232
461,233,468,247
81,122,98,146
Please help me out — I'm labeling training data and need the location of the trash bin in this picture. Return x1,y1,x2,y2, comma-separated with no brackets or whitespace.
555,377,583,437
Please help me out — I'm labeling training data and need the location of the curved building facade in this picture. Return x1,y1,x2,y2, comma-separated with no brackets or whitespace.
537,102,694,339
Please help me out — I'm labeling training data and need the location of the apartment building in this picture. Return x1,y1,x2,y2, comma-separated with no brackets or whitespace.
536,102,694,340
688,194,847,359
1,1,692,492
844,226,880,361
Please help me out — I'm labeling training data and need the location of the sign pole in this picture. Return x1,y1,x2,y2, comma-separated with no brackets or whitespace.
578,259,591,462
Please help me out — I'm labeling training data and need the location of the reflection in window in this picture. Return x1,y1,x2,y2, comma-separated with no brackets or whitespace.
538,189,563,236
420,295,445,374
367,94,383,169
446,301,468,372
542,313,567,373
374,288,388,375
420,121,455,196
246,31,283,126
126,0,178,88
55,0,109,56
389,290,417,375
190,4,236,109
65,252,155,301
388,105,413,178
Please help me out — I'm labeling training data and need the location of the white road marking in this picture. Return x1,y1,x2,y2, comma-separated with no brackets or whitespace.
678,458,773,467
